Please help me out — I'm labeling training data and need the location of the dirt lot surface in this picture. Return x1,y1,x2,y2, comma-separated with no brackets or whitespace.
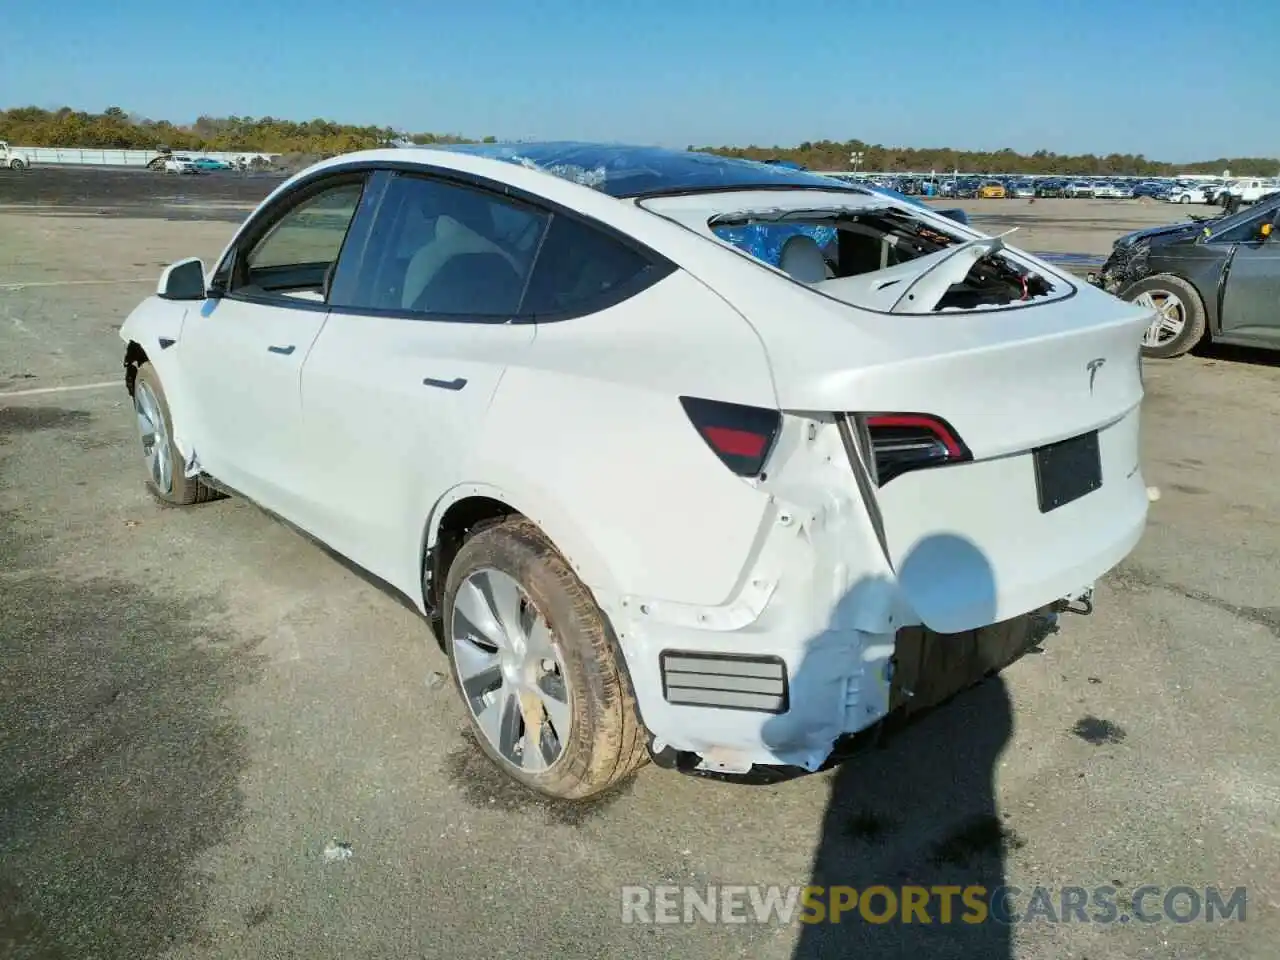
933,196,1215,259
1,171,1277,959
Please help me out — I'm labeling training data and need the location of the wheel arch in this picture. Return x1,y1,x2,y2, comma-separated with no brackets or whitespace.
420,483,621,617
123,340,149,396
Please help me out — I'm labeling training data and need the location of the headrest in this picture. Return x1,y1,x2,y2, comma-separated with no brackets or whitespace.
779,235,828,284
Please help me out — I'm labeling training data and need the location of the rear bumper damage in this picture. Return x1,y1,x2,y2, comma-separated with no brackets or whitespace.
649,601,1078,783
624,589,1092,783
606,407,1146,782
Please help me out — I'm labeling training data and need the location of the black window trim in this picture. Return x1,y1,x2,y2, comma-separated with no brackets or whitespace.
217,169,375,313
259,159,678,325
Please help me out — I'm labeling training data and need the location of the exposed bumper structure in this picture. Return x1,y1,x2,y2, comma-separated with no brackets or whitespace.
605,407,1147,777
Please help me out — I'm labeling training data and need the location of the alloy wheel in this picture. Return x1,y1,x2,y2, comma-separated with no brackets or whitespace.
451,568,572,772
134,381,172,494
1133,290,1187,348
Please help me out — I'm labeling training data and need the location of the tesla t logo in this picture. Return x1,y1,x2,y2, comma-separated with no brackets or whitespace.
1086,358,1106,394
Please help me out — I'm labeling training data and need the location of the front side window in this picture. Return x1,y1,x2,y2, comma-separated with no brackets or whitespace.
1210,201,1280,245
344,174,547,316
233,180,366,299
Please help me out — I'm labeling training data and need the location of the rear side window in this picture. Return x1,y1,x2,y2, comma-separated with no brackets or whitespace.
520,215,656,316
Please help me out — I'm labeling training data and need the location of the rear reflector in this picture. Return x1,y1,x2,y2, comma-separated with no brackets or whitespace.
859,412,972,485
680,396,780,477
660,650,789,714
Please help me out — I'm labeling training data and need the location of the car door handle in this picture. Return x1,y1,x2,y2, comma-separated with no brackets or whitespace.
422,376,467,391
267,344,296,355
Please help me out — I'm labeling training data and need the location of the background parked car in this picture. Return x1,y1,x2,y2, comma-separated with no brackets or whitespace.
1065,181,1095,198
0,140,31,171
1164,183,1213,204
162,156,199,174
1091,193,1280,357
190,157,232,172
978,180,1006,198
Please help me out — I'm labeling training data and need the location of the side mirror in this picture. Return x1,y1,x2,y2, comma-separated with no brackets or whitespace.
157,257,208,300
938,208,971,226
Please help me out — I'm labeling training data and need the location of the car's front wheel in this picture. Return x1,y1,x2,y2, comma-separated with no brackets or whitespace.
443,517,648,800
1123,274,1207,359
133,362,220,505
10,159,25,172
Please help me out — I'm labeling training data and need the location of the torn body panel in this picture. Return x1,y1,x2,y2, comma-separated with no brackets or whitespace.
609,411,1104,774
119,296,196,462
611,412,901,772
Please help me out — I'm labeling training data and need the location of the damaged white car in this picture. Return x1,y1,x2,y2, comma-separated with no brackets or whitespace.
119,144,1150,799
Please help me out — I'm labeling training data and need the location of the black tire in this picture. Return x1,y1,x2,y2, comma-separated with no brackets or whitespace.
10,159,25,172
1121,274,1207,359
132,362,222,505
443,517,648,800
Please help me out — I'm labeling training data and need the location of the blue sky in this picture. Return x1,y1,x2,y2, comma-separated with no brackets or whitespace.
6,0,1278,161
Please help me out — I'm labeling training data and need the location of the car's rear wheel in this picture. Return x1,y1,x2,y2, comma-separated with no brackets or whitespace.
133,362,221,505
443,517,648,800
1123,274,1207,359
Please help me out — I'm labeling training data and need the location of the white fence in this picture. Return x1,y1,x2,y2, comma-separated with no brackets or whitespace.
13,147,280,167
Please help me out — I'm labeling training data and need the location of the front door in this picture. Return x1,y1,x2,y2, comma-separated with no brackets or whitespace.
1220,208,1280,347
178,175,369,514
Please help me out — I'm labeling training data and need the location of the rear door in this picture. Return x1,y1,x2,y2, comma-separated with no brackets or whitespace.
296,170,548,588
178,173,369,513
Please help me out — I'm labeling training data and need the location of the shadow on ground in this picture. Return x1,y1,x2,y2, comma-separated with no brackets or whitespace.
791,678,1019,958
779,534,1055,959
1192,341,1280,368
0,492,264,958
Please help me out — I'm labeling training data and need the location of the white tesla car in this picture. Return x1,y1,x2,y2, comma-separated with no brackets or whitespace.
120,144,1150,799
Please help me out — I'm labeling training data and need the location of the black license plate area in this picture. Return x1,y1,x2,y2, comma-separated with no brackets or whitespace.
1033,430,1102,513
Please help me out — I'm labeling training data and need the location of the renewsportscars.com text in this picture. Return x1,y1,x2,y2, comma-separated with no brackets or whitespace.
620,884,1247,926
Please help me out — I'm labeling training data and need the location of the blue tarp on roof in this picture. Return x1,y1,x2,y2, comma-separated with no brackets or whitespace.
429,142,865,199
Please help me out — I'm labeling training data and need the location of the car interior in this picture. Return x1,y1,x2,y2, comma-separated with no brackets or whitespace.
715,210,1055,310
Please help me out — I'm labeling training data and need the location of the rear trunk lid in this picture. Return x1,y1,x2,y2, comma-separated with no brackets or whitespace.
792,287,1152,632
783,287,1148,459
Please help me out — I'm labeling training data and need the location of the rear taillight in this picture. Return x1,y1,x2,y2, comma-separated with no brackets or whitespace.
858,413,971,485
680,396,781,477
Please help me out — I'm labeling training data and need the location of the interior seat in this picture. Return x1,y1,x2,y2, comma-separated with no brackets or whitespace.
412,251,523,315
778,235,829,284
401,214,523,309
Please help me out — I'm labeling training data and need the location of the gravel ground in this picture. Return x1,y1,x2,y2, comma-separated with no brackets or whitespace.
0,171,1276,960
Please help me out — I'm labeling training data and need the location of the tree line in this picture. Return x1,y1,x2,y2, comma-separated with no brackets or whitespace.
2,106,1276,177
